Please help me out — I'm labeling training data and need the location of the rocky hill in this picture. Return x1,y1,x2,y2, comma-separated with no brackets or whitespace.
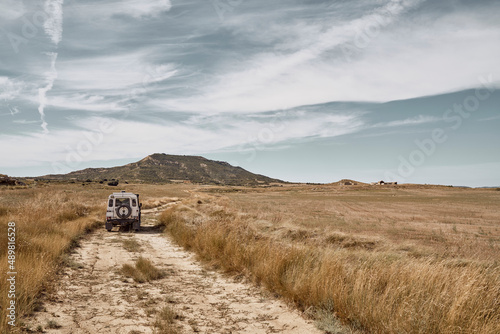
40,153,283,186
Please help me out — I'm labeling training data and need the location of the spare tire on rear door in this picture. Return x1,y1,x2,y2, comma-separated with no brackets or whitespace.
116,204,132,219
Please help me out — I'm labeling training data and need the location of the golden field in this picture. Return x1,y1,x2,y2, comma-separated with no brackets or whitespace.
160,183,500,333
1,181,499,333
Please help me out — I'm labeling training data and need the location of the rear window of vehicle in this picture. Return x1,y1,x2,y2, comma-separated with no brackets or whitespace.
115,198,130,206
132,199,137,207
108,199,113,207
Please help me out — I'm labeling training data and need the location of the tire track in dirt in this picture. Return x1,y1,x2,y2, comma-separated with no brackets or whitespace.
24,207,321,334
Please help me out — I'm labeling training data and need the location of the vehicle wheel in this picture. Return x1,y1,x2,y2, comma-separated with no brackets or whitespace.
116,205,132,219
106,228,112,232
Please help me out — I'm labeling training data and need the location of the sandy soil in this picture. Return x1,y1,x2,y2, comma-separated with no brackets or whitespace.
24,206,321,333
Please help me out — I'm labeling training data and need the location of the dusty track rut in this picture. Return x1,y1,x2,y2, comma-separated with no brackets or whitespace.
25,207,321,333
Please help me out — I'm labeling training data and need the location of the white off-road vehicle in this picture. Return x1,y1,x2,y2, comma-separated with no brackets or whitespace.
105,191,142,231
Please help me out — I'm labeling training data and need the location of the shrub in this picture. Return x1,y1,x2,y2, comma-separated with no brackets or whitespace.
154,306,182,334
120,257,166,283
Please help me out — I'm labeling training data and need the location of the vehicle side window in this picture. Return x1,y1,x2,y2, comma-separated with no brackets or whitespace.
108,199,113,207
132,199,137,207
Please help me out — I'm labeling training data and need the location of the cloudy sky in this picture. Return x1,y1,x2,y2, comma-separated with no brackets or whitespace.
1,0,499,186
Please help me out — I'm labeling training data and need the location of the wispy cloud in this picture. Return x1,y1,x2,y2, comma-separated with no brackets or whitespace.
159,0,426,113
38,52,58,134
76,0,172,19
10,107,20,116
0,110,364,169
158,0,500,114
117,0,172,18
44,0,64,45
374,115,441,128
56,51,177,91
12,119,38,124
46,93,126,112
0,77,24,101
478,115,500,122
35,0,64,133
143,63,178,84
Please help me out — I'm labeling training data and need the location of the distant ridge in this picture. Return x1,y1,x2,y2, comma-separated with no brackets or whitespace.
40,153,283,186
329,179,368,186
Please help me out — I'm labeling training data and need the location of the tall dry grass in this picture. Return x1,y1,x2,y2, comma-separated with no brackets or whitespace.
221,186,500,263
0,182,191,332
160,198,500,334
141,197,179,210
154,305,182,334
0,187,103,331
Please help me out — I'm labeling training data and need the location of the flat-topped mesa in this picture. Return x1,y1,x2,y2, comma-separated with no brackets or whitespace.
39,154,284,186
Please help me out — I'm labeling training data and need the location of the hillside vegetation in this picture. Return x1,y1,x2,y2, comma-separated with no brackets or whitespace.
40,153,283,186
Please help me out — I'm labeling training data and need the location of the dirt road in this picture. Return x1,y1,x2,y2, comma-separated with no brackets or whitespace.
25,206,321,333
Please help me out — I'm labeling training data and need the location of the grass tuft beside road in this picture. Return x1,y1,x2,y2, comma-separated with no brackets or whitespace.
121,257,166,283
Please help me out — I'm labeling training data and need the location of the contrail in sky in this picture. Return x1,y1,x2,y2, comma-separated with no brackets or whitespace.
38,52,58,134
37,0,64,133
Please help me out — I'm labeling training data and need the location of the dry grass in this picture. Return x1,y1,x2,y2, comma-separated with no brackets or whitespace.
136,257,166,281
121,263,147,283
121,257,166,283
160,186,500,334
0,182,190,332
122,238,143,252
0,206,8,217
46,319,62,329
153,305,182,334
2,181,497,333
142,197,179,210
220,185,500,262
0,186,104,330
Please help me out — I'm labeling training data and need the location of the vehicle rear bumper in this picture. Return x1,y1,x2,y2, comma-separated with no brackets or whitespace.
107,218,140,226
